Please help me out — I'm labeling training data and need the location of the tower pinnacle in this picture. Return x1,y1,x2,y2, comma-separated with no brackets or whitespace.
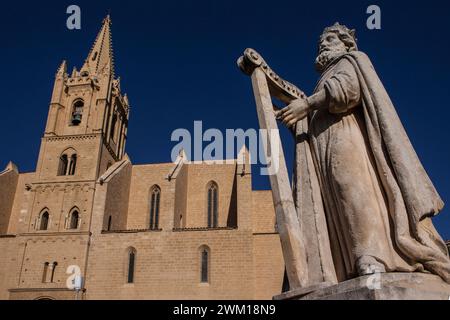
81,15,114,78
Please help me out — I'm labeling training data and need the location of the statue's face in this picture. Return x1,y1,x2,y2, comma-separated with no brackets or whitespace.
318,32,347,55
315,32,348,72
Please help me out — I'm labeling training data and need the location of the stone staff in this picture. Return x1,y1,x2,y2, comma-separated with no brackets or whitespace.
237,48,310,289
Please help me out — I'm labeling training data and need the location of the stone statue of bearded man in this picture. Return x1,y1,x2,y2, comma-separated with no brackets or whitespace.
276,23,450,284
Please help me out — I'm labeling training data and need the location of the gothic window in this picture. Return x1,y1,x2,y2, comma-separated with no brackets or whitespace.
42,262,49,283
69,210,79,230
68,154,77,175
127,248,136,284
207,182,218,228
71,100,84,126
117,122,124,156
50,262,58,283
58,150,77,176
39,211,49,231
110,113,117,142
149,186,161,230
58,154,68,176
200,246,210,283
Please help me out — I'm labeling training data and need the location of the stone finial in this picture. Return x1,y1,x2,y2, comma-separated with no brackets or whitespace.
1,161,18,175
237,144,252,176
56,60,67,77
5,161,18,173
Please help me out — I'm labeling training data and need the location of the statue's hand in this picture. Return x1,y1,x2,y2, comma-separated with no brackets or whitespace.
276,98,311,129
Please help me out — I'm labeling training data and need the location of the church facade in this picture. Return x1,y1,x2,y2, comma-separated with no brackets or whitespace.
0,16,284,300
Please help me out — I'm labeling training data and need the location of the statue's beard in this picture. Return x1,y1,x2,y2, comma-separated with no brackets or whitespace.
315,49,346,72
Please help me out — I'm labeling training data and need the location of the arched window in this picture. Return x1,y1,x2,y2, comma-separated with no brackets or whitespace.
42,262,49,283
127,248,136,284
71,100,84,126
58,149,77,176
207,182,218,228
58,154,68,176
39,211,49,231
68,154,77,175
200,246,210,283
50,262,58,283
110,113,117,141
69,210,79,230
149,186,161,230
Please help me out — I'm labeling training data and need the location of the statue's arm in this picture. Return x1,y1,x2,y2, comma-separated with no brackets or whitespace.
278,59,361,129
306,89,328,111
320,59,361,113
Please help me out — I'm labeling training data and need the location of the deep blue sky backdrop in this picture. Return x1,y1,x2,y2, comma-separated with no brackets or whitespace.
1,0,450,238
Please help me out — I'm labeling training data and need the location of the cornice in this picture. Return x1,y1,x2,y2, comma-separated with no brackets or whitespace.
19,231,91,237
44,134,100,142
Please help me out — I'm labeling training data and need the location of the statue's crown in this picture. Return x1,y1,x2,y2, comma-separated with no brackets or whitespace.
322,22,357,41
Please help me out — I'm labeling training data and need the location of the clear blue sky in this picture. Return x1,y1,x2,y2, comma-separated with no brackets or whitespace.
1,0,449,238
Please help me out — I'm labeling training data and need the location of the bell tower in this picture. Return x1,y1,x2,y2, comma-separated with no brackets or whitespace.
10,16,132,293
19,15,130,235
11,15,131,295
38,15,129,183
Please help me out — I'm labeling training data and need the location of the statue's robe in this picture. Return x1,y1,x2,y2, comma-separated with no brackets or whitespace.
295,51,450,283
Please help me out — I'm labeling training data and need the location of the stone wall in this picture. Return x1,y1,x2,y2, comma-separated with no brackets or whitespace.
85,229,282,300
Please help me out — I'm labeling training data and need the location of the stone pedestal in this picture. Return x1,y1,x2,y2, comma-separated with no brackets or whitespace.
273,273,450,300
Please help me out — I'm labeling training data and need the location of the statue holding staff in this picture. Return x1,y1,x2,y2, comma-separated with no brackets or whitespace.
274,23,450,283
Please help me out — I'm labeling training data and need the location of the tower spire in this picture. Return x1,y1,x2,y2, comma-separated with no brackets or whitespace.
81,15,114,78
56,60,67,77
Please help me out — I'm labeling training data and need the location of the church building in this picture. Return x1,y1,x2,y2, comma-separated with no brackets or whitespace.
0,16,284,300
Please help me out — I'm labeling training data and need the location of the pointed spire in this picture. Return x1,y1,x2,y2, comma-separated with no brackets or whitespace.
81,15,114,78
237,144,252,175
56,60,67,77
237,144,250,164
71,66,78,77
3,161,18,173
167,149,188,181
